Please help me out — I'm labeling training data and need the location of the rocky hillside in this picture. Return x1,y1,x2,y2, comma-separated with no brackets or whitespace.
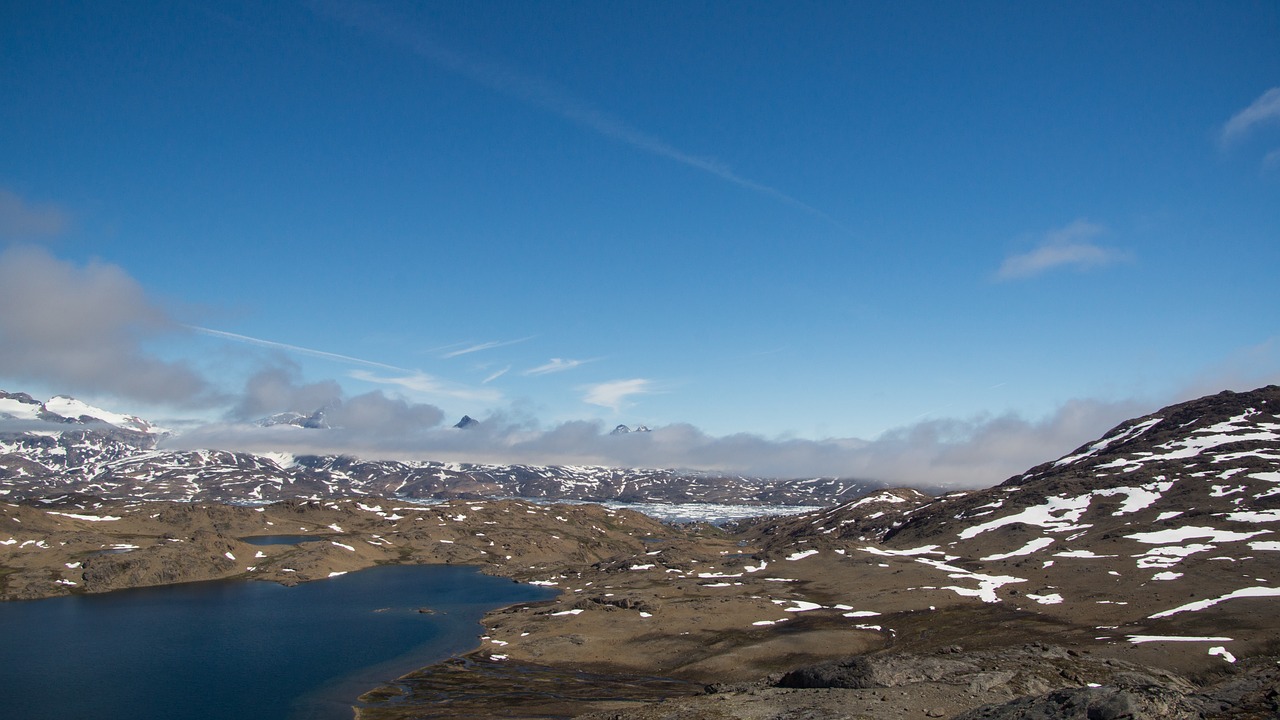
731,386,1280,655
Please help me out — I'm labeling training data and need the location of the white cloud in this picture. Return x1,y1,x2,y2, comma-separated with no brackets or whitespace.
0,189,68,240
1221,87,1280,145
482,366,510,383
524,358,589,376
996,219,1126,281
582,378,654,412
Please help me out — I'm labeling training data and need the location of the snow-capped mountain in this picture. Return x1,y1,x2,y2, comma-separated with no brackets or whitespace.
257,409,329,429
610,424,653,435
0,391,880,505
0,391,166,435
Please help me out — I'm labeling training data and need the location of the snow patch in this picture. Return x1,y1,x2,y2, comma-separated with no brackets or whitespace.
1149,586,1280,619
1127,635,1232,644
47,512,121,522
981,537,1055,561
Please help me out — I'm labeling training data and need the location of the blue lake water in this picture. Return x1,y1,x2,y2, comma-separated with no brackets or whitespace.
0,565,556,720
241,535,324,545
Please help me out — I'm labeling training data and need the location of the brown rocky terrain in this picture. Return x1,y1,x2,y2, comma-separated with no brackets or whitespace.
3,385,1280,719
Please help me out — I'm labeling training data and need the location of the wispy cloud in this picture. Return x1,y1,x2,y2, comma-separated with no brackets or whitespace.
996,219,1127,281
349,369,502,403
440,337,533,359
582,378,654,412
1220,87,1280,145
0,188,69,240
193,326,409,372
524,358,590,376
310,0,843,228
482,366,510,384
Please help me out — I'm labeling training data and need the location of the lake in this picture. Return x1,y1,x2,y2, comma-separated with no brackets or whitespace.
0,564,556,720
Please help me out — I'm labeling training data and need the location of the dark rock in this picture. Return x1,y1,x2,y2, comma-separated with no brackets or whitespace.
776,653,977,689
952,685,1191,720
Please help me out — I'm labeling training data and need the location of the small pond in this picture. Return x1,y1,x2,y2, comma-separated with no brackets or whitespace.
241,534,324,546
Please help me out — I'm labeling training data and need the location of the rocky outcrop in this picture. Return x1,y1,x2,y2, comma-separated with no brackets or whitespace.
954,653,1280,719
80,534,239,593
954,685,1192,720
777,652,977,689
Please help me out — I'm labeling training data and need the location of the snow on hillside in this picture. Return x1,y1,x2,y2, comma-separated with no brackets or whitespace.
42,395,165,434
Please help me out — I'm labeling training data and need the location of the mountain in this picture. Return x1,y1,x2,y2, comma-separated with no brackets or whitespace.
258,409,329,429
610,424,652,435
731,384,1280,667
453,415,479,429
0,391,165,435
0,391,881,506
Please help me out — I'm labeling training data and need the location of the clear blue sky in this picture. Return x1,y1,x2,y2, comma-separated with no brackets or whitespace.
1,1,1278,484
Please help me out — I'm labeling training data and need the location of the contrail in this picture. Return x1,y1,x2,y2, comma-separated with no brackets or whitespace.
441,336,535,359
190,326,411,372
309,0,848,230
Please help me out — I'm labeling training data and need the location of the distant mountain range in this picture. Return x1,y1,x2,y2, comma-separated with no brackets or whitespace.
0,390,880,506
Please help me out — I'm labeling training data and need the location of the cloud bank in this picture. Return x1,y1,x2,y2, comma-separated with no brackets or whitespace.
165,395,1146,488
0,245,216,406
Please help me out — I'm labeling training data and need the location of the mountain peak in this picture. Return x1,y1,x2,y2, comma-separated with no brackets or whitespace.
454,415,479,429
610,424,652,435
258,409,329,430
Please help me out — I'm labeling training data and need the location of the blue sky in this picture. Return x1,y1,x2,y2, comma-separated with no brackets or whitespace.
1,1,1278,485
